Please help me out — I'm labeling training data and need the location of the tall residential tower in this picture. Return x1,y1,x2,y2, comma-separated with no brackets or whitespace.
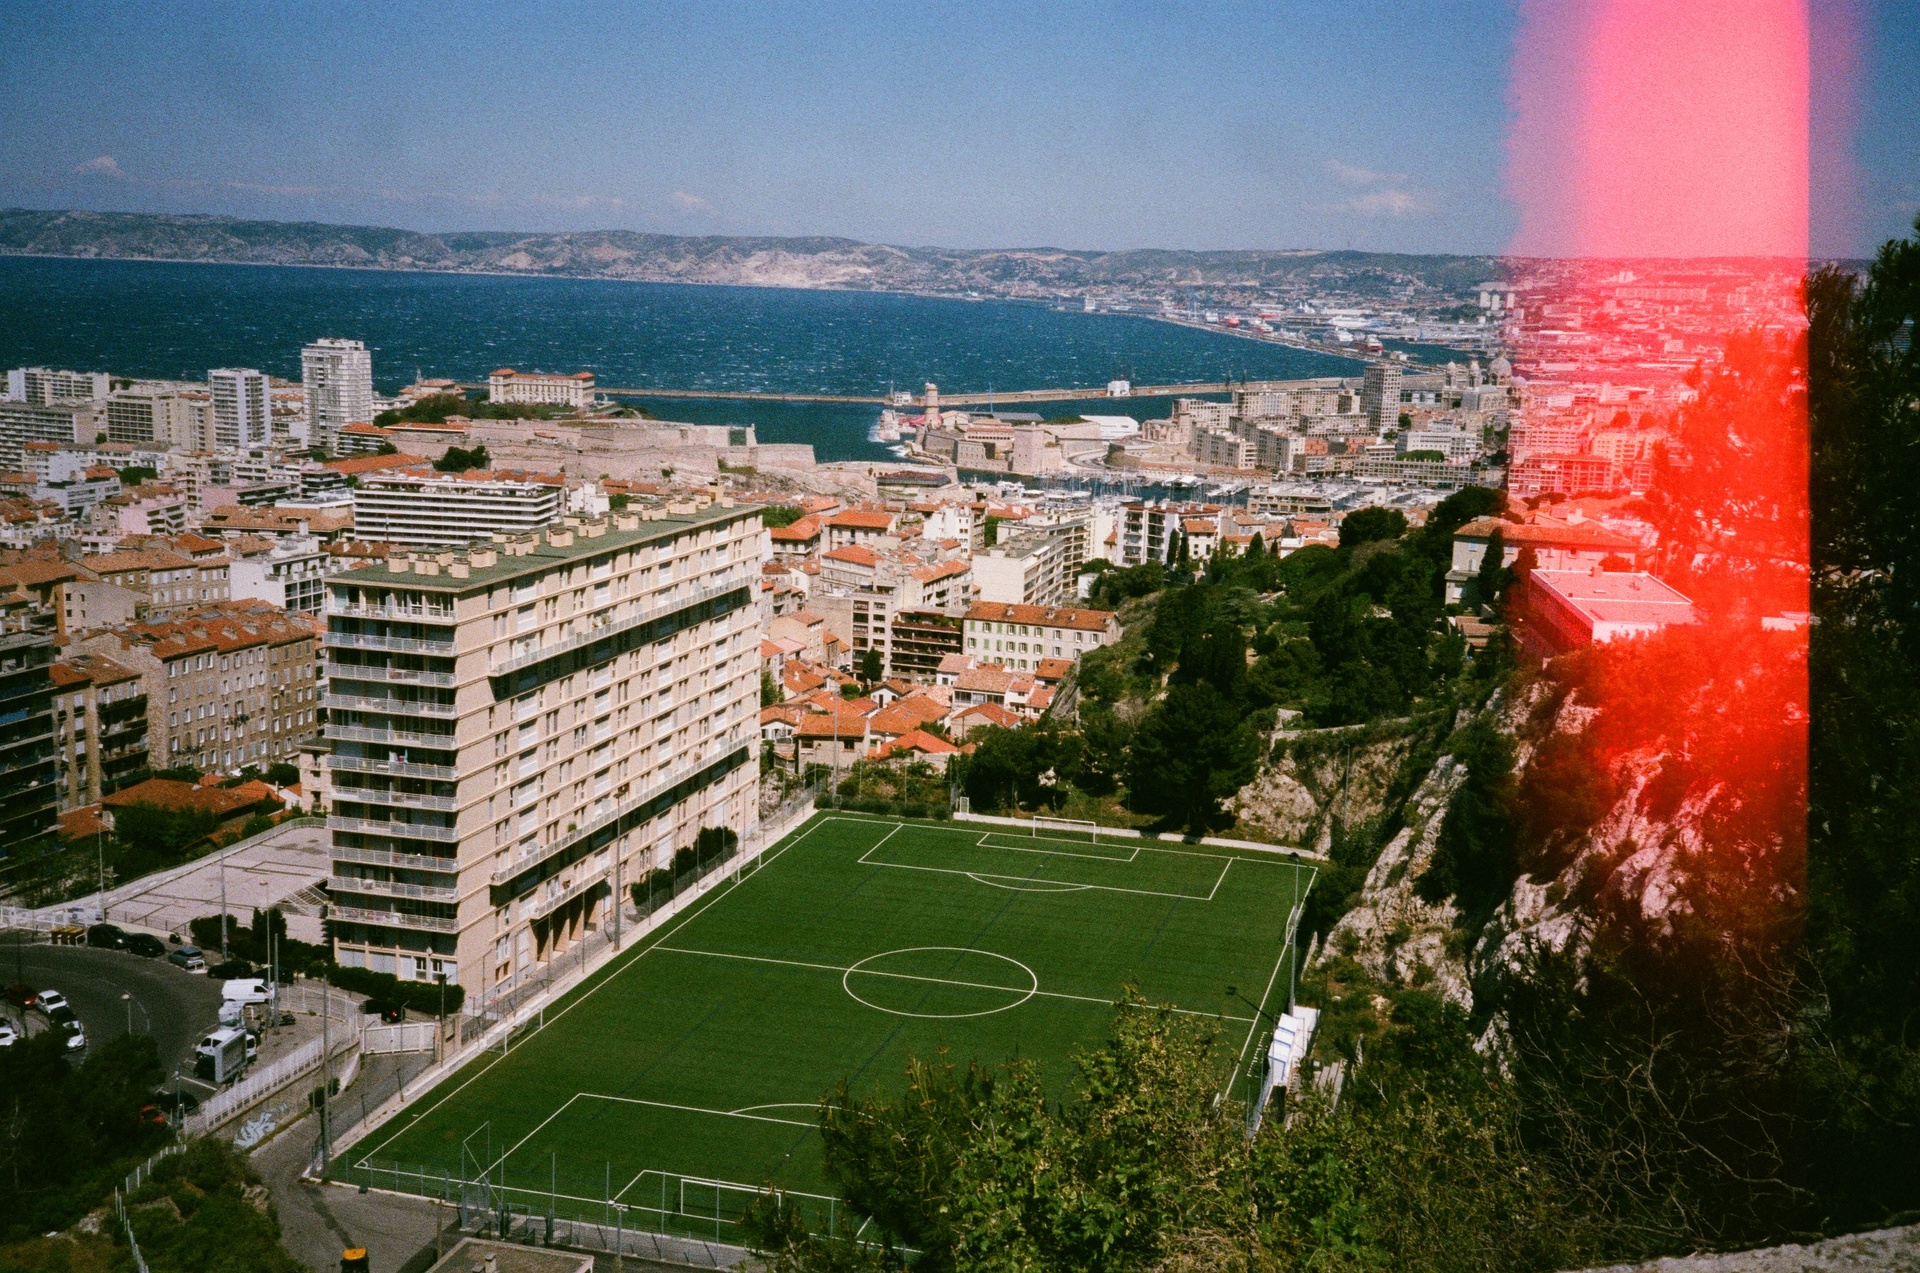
209,367,271,449
322,503,762,993
301,338,374,452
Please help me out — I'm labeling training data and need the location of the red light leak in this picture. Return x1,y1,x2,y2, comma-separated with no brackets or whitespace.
1502,1,1810,894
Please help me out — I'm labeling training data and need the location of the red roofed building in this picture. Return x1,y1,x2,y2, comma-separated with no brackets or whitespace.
768,514,822,557
962,601,1120,672
824,508,897,551
1523,568,1697,653
50,652,148,808
867,728,960,771
1447,515,1642,607
488,368,596,409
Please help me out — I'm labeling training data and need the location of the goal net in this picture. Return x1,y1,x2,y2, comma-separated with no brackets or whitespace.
1031,816,1100,843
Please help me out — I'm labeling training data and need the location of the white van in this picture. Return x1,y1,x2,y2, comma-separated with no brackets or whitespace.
221,978,273,1006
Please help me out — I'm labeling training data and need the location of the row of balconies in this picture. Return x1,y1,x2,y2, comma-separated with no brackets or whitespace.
329,875,459,903
329,814,460,842
327,903,459,933
331,842,458,870
328,664,459,688
332,785,460,813
327,692,459,718
329,754,459,782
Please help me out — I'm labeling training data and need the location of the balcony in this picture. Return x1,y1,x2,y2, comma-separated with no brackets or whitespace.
327,904,459,934
332,787,460,813
325,631,456,656
331,843,459,871
329,602,456,623
328,815,460,842
325,723,458,749
329,665,459,689
525,871,606,921
329,876,458,903
328,755,459,782
326,692,458,718
490,579,743,678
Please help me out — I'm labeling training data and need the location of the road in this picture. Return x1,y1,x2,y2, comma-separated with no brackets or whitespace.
1,937,223,1072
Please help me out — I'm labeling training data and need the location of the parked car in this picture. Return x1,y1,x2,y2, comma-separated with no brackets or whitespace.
126,933,166,958
209,959,254,980
0,1022,16,1047
49,1006,84,1051
37,990,70,1015
138,1104,167,1128
168,946,207,972
87,923,128,950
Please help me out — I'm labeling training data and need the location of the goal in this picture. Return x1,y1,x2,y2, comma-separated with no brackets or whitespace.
1030,816,1100,843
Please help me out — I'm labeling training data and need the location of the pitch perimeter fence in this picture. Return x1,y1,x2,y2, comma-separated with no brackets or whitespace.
343,1156,859,1252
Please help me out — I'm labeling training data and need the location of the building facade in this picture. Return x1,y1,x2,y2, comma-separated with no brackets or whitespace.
302,338,375,452
209,368,271,450
962,601,1120,672
488,369,596,409
0,632,59,859
352,470,565,546
322,503,762,992
50,653,149,809
7,367,109,405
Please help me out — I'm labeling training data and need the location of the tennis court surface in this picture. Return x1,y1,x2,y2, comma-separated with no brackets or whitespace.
344,814,1312,1239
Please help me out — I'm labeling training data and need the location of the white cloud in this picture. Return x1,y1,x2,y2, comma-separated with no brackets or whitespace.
1324,158,1406,186
1337,189,1421,217
74,155,124,178
670,190,710,212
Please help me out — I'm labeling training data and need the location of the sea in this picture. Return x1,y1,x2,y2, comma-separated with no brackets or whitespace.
0,255,1364,463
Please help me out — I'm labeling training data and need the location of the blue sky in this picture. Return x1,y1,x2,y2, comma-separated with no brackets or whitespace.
1,0,1913,256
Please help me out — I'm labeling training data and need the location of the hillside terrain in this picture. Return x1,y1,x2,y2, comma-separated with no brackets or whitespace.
0,207,1500,299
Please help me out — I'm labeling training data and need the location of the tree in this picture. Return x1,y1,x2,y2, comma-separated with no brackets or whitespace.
1339,505,1408,548
264,762,299,787
857,648,884,685
1125,683,1260,833
762,505,806,529
1474,527,1509,604
432,444,489,473
982,514,1003,547
761,668,783,707
112,803,218,860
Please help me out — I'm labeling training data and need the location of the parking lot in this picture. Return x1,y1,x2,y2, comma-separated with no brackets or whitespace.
1,937,224,1074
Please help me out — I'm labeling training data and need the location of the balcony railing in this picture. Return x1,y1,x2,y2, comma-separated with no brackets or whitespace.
325,693,459,718
330,787,460,813
327,755,459,782
328,876,458,903
328,602,457,623
490,579,743,678
328,815,460,842
525,871,606,921
331,843,459,871
324,723,458,749
327,904,459,933
325,631,457,656
328,666,458,688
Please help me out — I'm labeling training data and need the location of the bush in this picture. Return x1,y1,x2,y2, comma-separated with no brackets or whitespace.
321,964,465,1016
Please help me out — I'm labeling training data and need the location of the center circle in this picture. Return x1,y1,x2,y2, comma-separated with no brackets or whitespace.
842,947,1039,1019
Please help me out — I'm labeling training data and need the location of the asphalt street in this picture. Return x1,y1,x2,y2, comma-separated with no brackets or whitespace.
2,936,224,1072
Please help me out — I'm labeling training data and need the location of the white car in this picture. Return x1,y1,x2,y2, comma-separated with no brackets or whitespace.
221,979,273,1006
62,1021,85,1051
0,1022,17,1047
37,990,69,1014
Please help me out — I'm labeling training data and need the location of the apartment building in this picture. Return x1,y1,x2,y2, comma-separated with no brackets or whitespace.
82,547,230,618
76,606,322,774
975,532,1077,607
50,652,149,808
322,503,762,992
106,385,205,448
1361,363,1404,432
230,537,330,615
0,400,99,471
0,631,59,857
352,469,565,546
488,369,596,409
209,368,271,449
7,367,109,405
303,338,374,451
962,601,1120,672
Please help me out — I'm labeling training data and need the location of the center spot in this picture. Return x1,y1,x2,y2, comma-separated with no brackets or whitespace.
842,947,1039,1018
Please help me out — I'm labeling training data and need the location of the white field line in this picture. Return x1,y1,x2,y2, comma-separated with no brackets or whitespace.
584,1092,815,1128
859,854,1230,902
973,832,1143,862
654,944,1254,1023
351,814,835,1167
1224,888,1299,1104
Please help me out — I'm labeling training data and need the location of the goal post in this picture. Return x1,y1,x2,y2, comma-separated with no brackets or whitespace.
1030,815,1100,843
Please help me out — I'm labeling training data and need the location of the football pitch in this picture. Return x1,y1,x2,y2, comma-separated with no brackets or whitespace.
344,814,1313,1237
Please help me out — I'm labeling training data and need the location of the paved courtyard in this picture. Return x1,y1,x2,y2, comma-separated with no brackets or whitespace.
51,820,332,941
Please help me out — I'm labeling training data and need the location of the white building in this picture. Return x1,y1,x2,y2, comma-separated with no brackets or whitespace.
322,503,762,992
231,537,332,615
0,400,99,471
488,369,595,409
209,368,271,450
7,367,110,405
302,339,375,452
352,469,566,546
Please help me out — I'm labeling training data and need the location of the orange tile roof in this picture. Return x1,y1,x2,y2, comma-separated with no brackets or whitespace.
321,452,428,475
823,544,878,566
963,601,1117,632
827,509,894,530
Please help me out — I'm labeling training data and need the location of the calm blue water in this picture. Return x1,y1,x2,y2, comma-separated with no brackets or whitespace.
0,256,1359,461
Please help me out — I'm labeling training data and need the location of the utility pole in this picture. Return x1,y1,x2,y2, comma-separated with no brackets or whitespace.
219,850,228,961
318,936,332,1174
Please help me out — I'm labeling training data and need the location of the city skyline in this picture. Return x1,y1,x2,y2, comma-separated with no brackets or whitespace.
1,0,1913,259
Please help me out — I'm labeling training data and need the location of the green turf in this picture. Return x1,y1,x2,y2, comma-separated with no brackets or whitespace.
345,814,1312,1233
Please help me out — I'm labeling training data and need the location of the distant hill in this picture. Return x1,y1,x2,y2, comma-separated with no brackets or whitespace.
0,208,1503,299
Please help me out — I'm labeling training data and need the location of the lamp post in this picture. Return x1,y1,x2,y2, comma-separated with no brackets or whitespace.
121,992,132,1036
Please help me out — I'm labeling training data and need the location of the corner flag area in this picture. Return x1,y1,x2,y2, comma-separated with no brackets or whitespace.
342,814,1313,1242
